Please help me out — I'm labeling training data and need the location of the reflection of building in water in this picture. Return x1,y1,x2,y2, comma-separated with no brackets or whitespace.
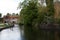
3,13,19,23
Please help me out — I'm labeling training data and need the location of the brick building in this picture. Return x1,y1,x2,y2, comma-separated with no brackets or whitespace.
3,14,19,23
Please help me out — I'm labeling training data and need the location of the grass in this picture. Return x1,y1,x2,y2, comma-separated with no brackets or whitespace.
0,23,9,28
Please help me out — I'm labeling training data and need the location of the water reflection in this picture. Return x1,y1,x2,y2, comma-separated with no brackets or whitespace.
0,24,22,40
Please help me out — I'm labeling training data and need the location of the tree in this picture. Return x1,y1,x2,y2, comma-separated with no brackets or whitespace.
0,13,2,17
19,0,55,40
20,0,39,40
7,13,11,16
40,0,45,5
16,13,19,15
46,0,55,24
12,13,16,16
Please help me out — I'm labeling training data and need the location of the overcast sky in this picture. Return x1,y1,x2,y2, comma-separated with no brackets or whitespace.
0,0,60,16
0,0,23,16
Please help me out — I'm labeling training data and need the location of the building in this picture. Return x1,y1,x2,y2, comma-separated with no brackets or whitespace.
3,14,19,23
9,16,19,23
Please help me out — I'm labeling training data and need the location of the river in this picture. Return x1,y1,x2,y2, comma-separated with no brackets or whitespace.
0,24,22,40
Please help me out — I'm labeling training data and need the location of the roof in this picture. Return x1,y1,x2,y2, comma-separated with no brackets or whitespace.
3,15,19,19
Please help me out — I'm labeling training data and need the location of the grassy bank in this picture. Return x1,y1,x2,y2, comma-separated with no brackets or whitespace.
0,23,9,28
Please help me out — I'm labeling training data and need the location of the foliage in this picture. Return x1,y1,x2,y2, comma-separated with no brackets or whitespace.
45,0,55,24
7,13,11,16
16,13,19,15
0,18,3,23
20,0,39,40
0,13,2,17
19,0,55,40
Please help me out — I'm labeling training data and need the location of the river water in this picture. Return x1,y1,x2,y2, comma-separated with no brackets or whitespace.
0,24,22,40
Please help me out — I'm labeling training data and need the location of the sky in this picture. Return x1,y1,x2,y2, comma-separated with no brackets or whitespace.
0,0,23,16
0,0,60,16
